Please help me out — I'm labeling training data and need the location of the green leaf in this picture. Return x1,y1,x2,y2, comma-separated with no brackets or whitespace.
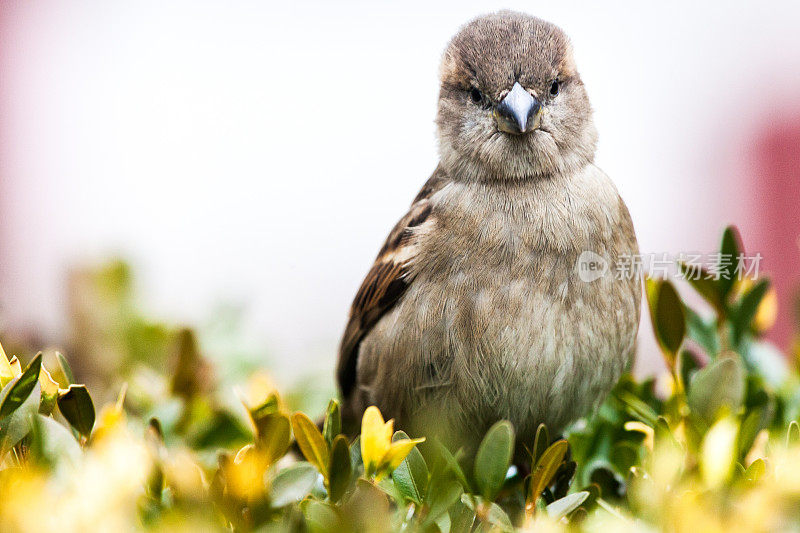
301,499,343,533
531,423,550,465
270,462,319,507
787,421,800,448
615,390,659,426
248,393,280,422
718,225,742,299
646,279,686,362
432,438,471,492
169,328,203,399
322,399,341,446
29,413,82,468
0,352,42,418
57,384,96,439
527,439,569,513
328,434,353,502
257,412,292,464
434,511,451,533
341,479,391,532
677,350,701,396
688,357,745,425
474,420,514,501
188,409,251,450
732,278,770,345
56,351,75,385
38,366,60,416
679,263,725,315
420,479,462,528
744,458,766,483
391,430,429,504
349,435,363,474
546,491,590,520
684,305,720,357
450,500,476,533
738,407,766,458
291,412,329,479
609,442,639,476
0,383,41,453
460,495,513,530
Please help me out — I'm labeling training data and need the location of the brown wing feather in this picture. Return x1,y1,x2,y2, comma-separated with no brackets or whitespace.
337,170,447,399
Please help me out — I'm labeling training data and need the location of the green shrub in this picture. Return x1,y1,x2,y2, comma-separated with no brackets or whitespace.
1,225,799,532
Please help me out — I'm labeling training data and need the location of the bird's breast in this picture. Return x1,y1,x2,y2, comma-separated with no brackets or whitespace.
359,166,640,443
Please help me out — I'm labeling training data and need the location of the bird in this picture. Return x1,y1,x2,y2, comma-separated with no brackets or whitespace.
336,11,641,456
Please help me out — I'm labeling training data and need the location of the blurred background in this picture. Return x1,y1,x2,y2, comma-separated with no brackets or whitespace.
1,0,799,392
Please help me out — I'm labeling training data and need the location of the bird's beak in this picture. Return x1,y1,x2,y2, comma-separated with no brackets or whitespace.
493,82,542,135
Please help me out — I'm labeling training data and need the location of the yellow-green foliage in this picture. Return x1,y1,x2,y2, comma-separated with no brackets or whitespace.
1,226,800,532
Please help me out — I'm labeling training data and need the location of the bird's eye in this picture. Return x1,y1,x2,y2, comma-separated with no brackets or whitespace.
469,87,484,104
549,80,560,97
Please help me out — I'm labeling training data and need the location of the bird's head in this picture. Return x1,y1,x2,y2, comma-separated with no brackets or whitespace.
436,11,597,181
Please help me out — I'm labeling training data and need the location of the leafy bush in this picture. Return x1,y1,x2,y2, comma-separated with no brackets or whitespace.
1,225,800,532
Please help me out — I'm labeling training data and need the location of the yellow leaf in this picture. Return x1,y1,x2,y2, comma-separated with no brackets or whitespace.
624,421,655,451
93,385,128,442
383,437,425,473
37,365,61,415
243,371,281,411
360,406,393,476
753,286,778,333
526,439,568,515
0,340,13,387
39,365,60,397
8,356,21,378
701,416,738,488
292,412,330,479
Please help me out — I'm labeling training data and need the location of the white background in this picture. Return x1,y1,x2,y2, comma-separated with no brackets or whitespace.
2,1,800,380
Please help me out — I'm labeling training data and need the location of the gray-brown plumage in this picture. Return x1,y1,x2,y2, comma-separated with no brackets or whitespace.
337,11,641,454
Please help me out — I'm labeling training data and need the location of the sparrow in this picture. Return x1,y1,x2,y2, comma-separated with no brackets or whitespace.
337,11,641,455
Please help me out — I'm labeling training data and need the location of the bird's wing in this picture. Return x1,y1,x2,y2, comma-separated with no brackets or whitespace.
337,170,447,399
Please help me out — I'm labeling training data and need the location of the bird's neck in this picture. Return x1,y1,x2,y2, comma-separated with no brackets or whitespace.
438,147,594,185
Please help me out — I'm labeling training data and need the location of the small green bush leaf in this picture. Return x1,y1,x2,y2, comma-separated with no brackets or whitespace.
322,399,341,446
787,421,800,448
29,413,82,467
527,439,569,513
292,412,330,479
531,423,550,465
56,351,75,385
328,434,353,502
421,478,462,527
270,462,319,508
546,490,590,520
738,407,767,458
391,430,428,503
301,500,342,532
432,438,471,492
57,384,96,439
718,225,742,299
460,495,513,530
688,357,745,425
684,305,720,357
616,390,659,426
474,420,515,501
248,393,280,423
0,383,41,453
744,458,766,483
732,278,770,344
646,279,686,363
258,412,291,464
679,263,724,315
0,352,42,418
